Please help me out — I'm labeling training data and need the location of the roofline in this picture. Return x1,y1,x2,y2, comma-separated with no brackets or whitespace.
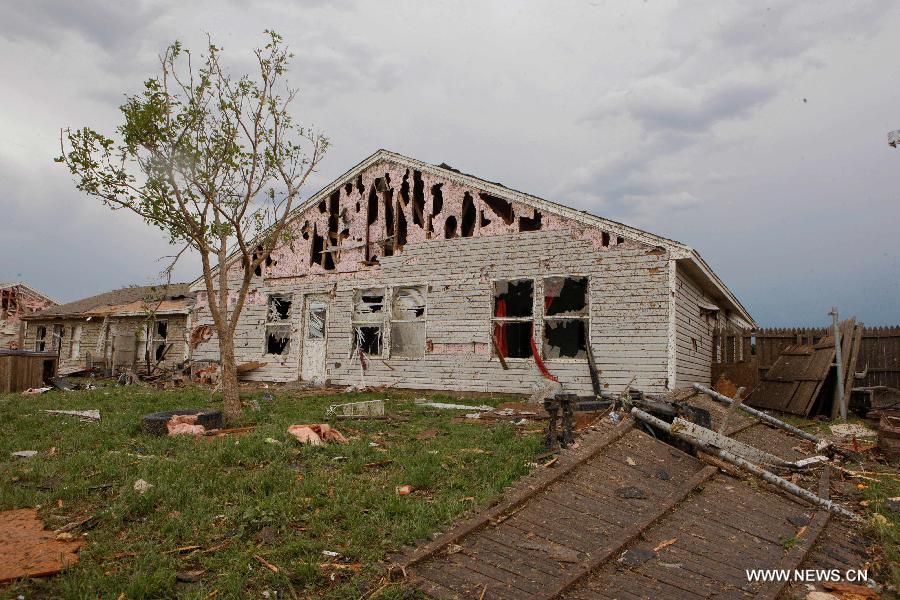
23,307,191,320
683,251,755,327
0,282,60,305
192,149,753,325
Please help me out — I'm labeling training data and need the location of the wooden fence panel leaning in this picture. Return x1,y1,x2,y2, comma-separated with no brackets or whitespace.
711,323,900,416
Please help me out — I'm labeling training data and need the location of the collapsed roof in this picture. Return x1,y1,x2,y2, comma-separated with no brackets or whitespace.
23,283,193,320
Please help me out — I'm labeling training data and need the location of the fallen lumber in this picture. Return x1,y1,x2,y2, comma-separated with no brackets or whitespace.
631,408,860,521
693,384,823,445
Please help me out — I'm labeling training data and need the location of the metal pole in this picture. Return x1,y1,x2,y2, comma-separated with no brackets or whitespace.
829,307,846,421
631,408,860,521
692,384,823,444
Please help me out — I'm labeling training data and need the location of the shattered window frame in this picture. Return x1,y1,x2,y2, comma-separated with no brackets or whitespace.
351,287,386,357
34,325,47,352
491,278,535,360
151,319,168,361
265,294,293,356
70,323,82,359
542,276,590,361
50,324,64,352
306,299,327,340
389,285,427,359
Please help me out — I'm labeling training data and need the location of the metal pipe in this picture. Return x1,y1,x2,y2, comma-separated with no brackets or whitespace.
631,408,860,521
692,384,822,444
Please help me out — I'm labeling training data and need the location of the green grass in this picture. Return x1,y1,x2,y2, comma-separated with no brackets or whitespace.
0,384,542,599
857,466,900,590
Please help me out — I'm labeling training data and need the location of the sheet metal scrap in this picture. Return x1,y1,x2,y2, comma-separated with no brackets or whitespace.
0,508,84,582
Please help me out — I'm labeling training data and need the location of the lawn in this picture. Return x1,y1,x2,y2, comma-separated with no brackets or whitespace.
0,384,543,599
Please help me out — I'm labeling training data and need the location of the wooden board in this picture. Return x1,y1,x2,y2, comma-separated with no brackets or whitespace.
396,414,868,599
0,509,83,582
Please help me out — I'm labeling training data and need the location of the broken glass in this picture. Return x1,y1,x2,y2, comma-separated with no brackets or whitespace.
544,276,588,316
392,287,426,320
266,324,291,355
307,301,327,339
353,326,382,356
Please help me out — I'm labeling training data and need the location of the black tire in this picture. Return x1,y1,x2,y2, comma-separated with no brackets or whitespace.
141,409,223,436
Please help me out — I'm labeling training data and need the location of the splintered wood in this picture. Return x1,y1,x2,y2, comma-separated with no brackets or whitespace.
0,508,83,582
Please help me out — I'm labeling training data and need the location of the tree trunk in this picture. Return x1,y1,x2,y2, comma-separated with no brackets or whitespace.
218,330,242,424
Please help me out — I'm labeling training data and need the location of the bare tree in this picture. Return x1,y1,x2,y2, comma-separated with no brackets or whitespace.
57,31,328,422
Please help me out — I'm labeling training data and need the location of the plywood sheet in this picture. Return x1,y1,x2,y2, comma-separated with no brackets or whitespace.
0,508,83,582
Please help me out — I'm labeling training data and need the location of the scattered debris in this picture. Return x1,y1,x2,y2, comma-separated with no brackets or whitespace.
167,414,206,436
133,479,152,494
822,581,879,598
632,408,860,521
22,387,51,395
653,538,677,552
830,423,877,440
413,398,493,412
254,554,280,573
47,377,74,391
236,361,264,374
176,569,205,583
287,424,348,446
694,384,824,445
43,409,101,422
879,413,900,461
396,485,412,496
11,450,38,459
141,409,222,436
327,399,385,418
0,508,83,583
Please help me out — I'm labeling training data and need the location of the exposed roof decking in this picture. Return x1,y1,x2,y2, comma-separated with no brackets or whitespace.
193,149,753,325
24,283,192,320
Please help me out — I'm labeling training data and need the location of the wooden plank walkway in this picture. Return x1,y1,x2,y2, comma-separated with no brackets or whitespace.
394,398,864,599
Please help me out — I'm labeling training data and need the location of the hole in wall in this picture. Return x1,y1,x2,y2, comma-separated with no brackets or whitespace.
461,192,476,237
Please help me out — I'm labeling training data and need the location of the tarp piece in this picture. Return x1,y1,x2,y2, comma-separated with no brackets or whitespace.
0,508,83,582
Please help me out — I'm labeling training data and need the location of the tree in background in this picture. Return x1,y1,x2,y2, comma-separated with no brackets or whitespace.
57,31,328,422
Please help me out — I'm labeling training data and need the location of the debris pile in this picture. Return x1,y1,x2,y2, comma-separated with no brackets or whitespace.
287,424,348,446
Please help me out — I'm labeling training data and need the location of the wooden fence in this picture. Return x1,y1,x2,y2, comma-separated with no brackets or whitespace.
713,326,900,389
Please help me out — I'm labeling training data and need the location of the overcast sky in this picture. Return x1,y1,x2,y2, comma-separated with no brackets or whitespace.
1,1,898,326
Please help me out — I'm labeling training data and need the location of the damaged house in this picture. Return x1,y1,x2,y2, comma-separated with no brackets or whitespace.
191,150,754,394
0,283,57,349
22,284,194,375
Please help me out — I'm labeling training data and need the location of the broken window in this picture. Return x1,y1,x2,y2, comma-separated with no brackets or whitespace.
492,280,534,359
35,325,46,351
352,288,385,357
543,276,590,359
390,286,426,358
152,320,168,361
265,294,292,355
70,324,82,359
51,324,64,351
307,300,327,340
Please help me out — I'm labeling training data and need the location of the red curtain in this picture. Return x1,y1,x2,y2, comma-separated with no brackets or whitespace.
493,299,508,357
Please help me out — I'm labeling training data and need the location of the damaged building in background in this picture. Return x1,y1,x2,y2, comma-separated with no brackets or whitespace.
0,283,57,349
190,149,754,394
22,284,194,375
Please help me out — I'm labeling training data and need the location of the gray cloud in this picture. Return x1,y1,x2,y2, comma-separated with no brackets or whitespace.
0,0,169,51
